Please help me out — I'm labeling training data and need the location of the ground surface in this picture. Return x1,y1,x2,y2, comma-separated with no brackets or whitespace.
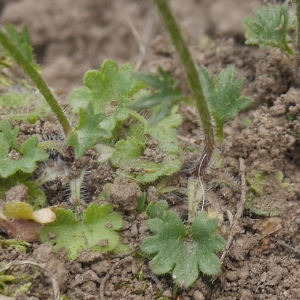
1,1,300,300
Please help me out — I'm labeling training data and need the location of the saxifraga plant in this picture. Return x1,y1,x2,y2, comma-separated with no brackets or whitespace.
135,0,251,288
152,0,214,177
243,3,295,55
0,0,252,289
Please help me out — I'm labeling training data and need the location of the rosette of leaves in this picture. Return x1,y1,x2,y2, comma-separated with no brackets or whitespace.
68,59,145,158
110,110,183,183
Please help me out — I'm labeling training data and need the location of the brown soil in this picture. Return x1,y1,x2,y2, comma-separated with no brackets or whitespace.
1,1,300,300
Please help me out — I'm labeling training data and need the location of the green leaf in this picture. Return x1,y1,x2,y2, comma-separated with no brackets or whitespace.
100,95,131,134
67,102,111,158
5,24,41,72
145,112,182,153
69,60,143,147
141,210,225,288
23,181,46,209
243,4,294,55
0,118,18,149
69,60,140,115
130,68,186,124
146,200,169,219
0,120,48,178
136,192,147,214
199,65,252,140
40,203,125,260
246,170,267,196
110,113,182,182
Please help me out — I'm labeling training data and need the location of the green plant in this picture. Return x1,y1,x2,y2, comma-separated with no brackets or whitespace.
0,24,183,259
243,4,295,55
135,0,251,288
0,26,146,257
141,201,225,288
0,0,252,288
245,171,292,217
40,203,130,260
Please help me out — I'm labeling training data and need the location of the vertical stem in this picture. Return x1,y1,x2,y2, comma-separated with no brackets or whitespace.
296,0,300,52
152,0,214,176
0,29,73,137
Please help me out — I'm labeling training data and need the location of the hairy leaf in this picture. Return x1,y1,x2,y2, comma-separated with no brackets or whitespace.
130,68,186,124
141,210,225,288
40,203,126,260
69,60,143,152
67,102,111,158
0,120,48,177
243,4,294,55
69,60,140,115
110,113,182,182
146,200,169,219
199,65,252,140
6,23,41,72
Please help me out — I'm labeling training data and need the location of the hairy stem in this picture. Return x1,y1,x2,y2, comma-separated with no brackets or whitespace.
296,0,300,52
0,28,73,136
128,109,148,125
152,0,214,176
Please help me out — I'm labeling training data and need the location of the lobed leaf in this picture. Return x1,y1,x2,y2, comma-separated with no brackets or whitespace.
0,120,48,177
69,60,140,115
130,68,186,124
243,5,294,55
110,113,182,182
40,203,126,260
5,23,41,72
68,60,143,156
67,102,111,158
141,210,225,288
199,65,252,140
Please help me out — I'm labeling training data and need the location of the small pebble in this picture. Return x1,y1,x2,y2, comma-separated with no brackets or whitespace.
162,289,172,298
193,290,205,300
226,270,239,282
130,224,138,235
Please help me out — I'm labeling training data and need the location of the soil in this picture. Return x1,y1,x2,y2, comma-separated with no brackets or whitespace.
1,1,300,300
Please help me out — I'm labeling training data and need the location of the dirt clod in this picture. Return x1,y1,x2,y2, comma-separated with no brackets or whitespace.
109,177,142,211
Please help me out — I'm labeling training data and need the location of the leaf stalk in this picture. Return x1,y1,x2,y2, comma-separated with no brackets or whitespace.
0,28,73,136
296,0,300,52
152,0,214,176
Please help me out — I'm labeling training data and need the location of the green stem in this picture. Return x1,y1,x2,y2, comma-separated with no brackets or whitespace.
284,44,294,56
128,109,148,125
152,0,214,176
296,0,300,52
0,28,73,136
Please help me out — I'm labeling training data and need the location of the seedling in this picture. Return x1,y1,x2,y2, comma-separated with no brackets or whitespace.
243,3,297,56
141,201,225,288
243,4,295,55
40,203,129,260
0,0,252,290
245,170,291,217
138,0,251,288
0,119,48,178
